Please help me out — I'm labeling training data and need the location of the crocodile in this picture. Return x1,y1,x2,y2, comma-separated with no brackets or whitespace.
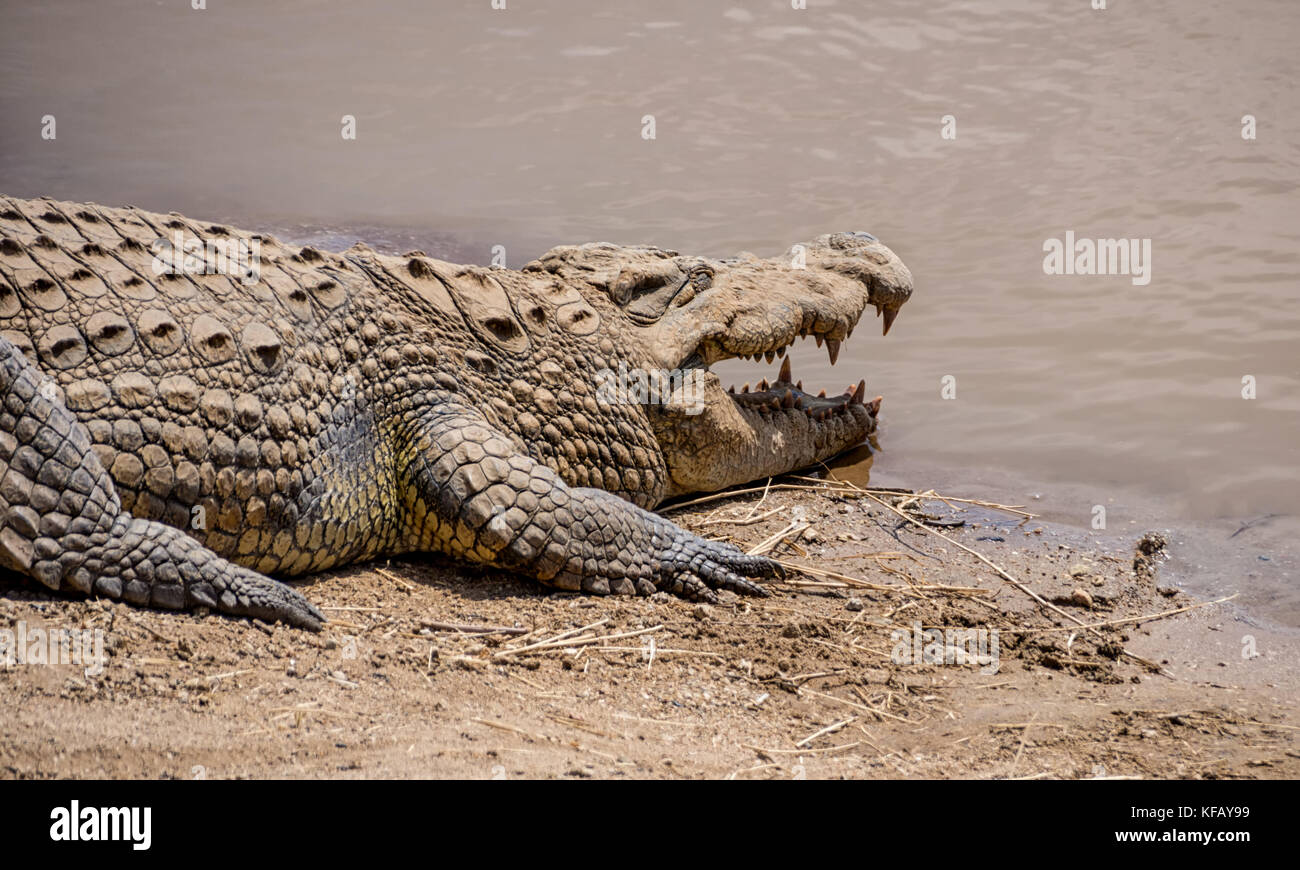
0,195,913,630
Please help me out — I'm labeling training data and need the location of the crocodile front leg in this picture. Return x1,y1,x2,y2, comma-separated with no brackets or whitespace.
399,405,780,601
0,337,325,629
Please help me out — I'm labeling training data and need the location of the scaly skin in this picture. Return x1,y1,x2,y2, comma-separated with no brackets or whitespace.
0,195,912,628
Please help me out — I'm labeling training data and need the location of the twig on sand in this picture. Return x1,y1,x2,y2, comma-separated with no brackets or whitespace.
493,625,663,659
472,717,546,741
802,688,909,722
774,558,990,598
792,475,1039,519
121,612,172,643
665,477,1039,520
796,717,857,747
545,713,617,738
500,618,608,654
374,567,416,591
700,507,784,528
746,520,810,556
326,619,365,631
269,703,353,721
420,620,529,636
1008,595,1239,634
742,476,775,521
589,646,720,658
747,742,861,757
1007,711,1040,778
663,482,857,512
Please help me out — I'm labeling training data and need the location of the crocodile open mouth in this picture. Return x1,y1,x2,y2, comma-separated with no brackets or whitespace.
725,345,882,423
690,309,889,427
641,231,910,497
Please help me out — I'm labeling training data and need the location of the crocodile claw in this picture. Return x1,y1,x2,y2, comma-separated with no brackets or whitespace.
210,567,327,630
651,533,777,603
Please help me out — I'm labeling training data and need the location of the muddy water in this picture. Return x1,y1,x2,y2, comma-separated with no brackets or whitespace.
1,1,1297,621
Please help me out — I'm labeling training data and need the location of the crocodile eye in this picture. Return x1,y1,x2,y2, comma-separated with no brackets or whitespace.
690,267,713,290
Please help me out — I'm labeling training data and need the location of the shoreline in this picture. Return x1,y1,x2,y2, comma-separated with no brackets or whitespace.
2,476,1295,779
859,455,1300,632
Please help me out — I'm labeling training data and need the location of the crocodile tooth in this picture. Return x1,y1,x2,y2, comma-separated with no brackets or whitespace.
847,325,854,340
876,303,884,317
817,389,827,398
852,380,866,403
815,334,824,348
757,378,769,391
728,385,735,394
796,380,803,390
882,308,898,336
764,350,775,364
742,383,750,393
777,346,786,359
778,356,792,384
781,390,795,409
826,338,841,366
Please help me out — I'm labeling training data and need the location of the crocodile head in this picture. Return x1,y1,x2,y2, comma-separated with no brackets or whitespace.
527,231,913,500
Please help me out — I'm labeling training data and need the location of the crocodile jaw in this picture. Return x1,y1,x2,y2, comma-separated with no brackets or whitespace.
643,232,912,499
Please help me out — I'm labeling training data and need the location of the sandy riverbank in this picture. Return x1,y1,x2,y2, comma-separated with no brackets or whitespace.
2,477,1296,779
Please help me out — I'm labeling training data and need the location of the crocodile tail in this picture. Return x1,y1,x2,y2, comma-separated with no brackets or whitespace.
0,335,324,629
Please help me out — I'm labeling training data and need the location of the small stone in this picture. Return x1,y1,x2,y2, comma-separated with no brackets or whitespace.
845,598,864,612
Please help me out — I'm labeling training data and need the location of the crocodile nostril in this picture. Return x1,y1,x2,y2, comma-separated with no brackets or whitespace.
849,231,878,242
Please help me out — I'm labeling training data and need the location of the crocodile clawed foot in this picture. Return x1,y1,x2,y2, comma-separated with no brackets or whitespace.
210,566,328,631
652,535,777,603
